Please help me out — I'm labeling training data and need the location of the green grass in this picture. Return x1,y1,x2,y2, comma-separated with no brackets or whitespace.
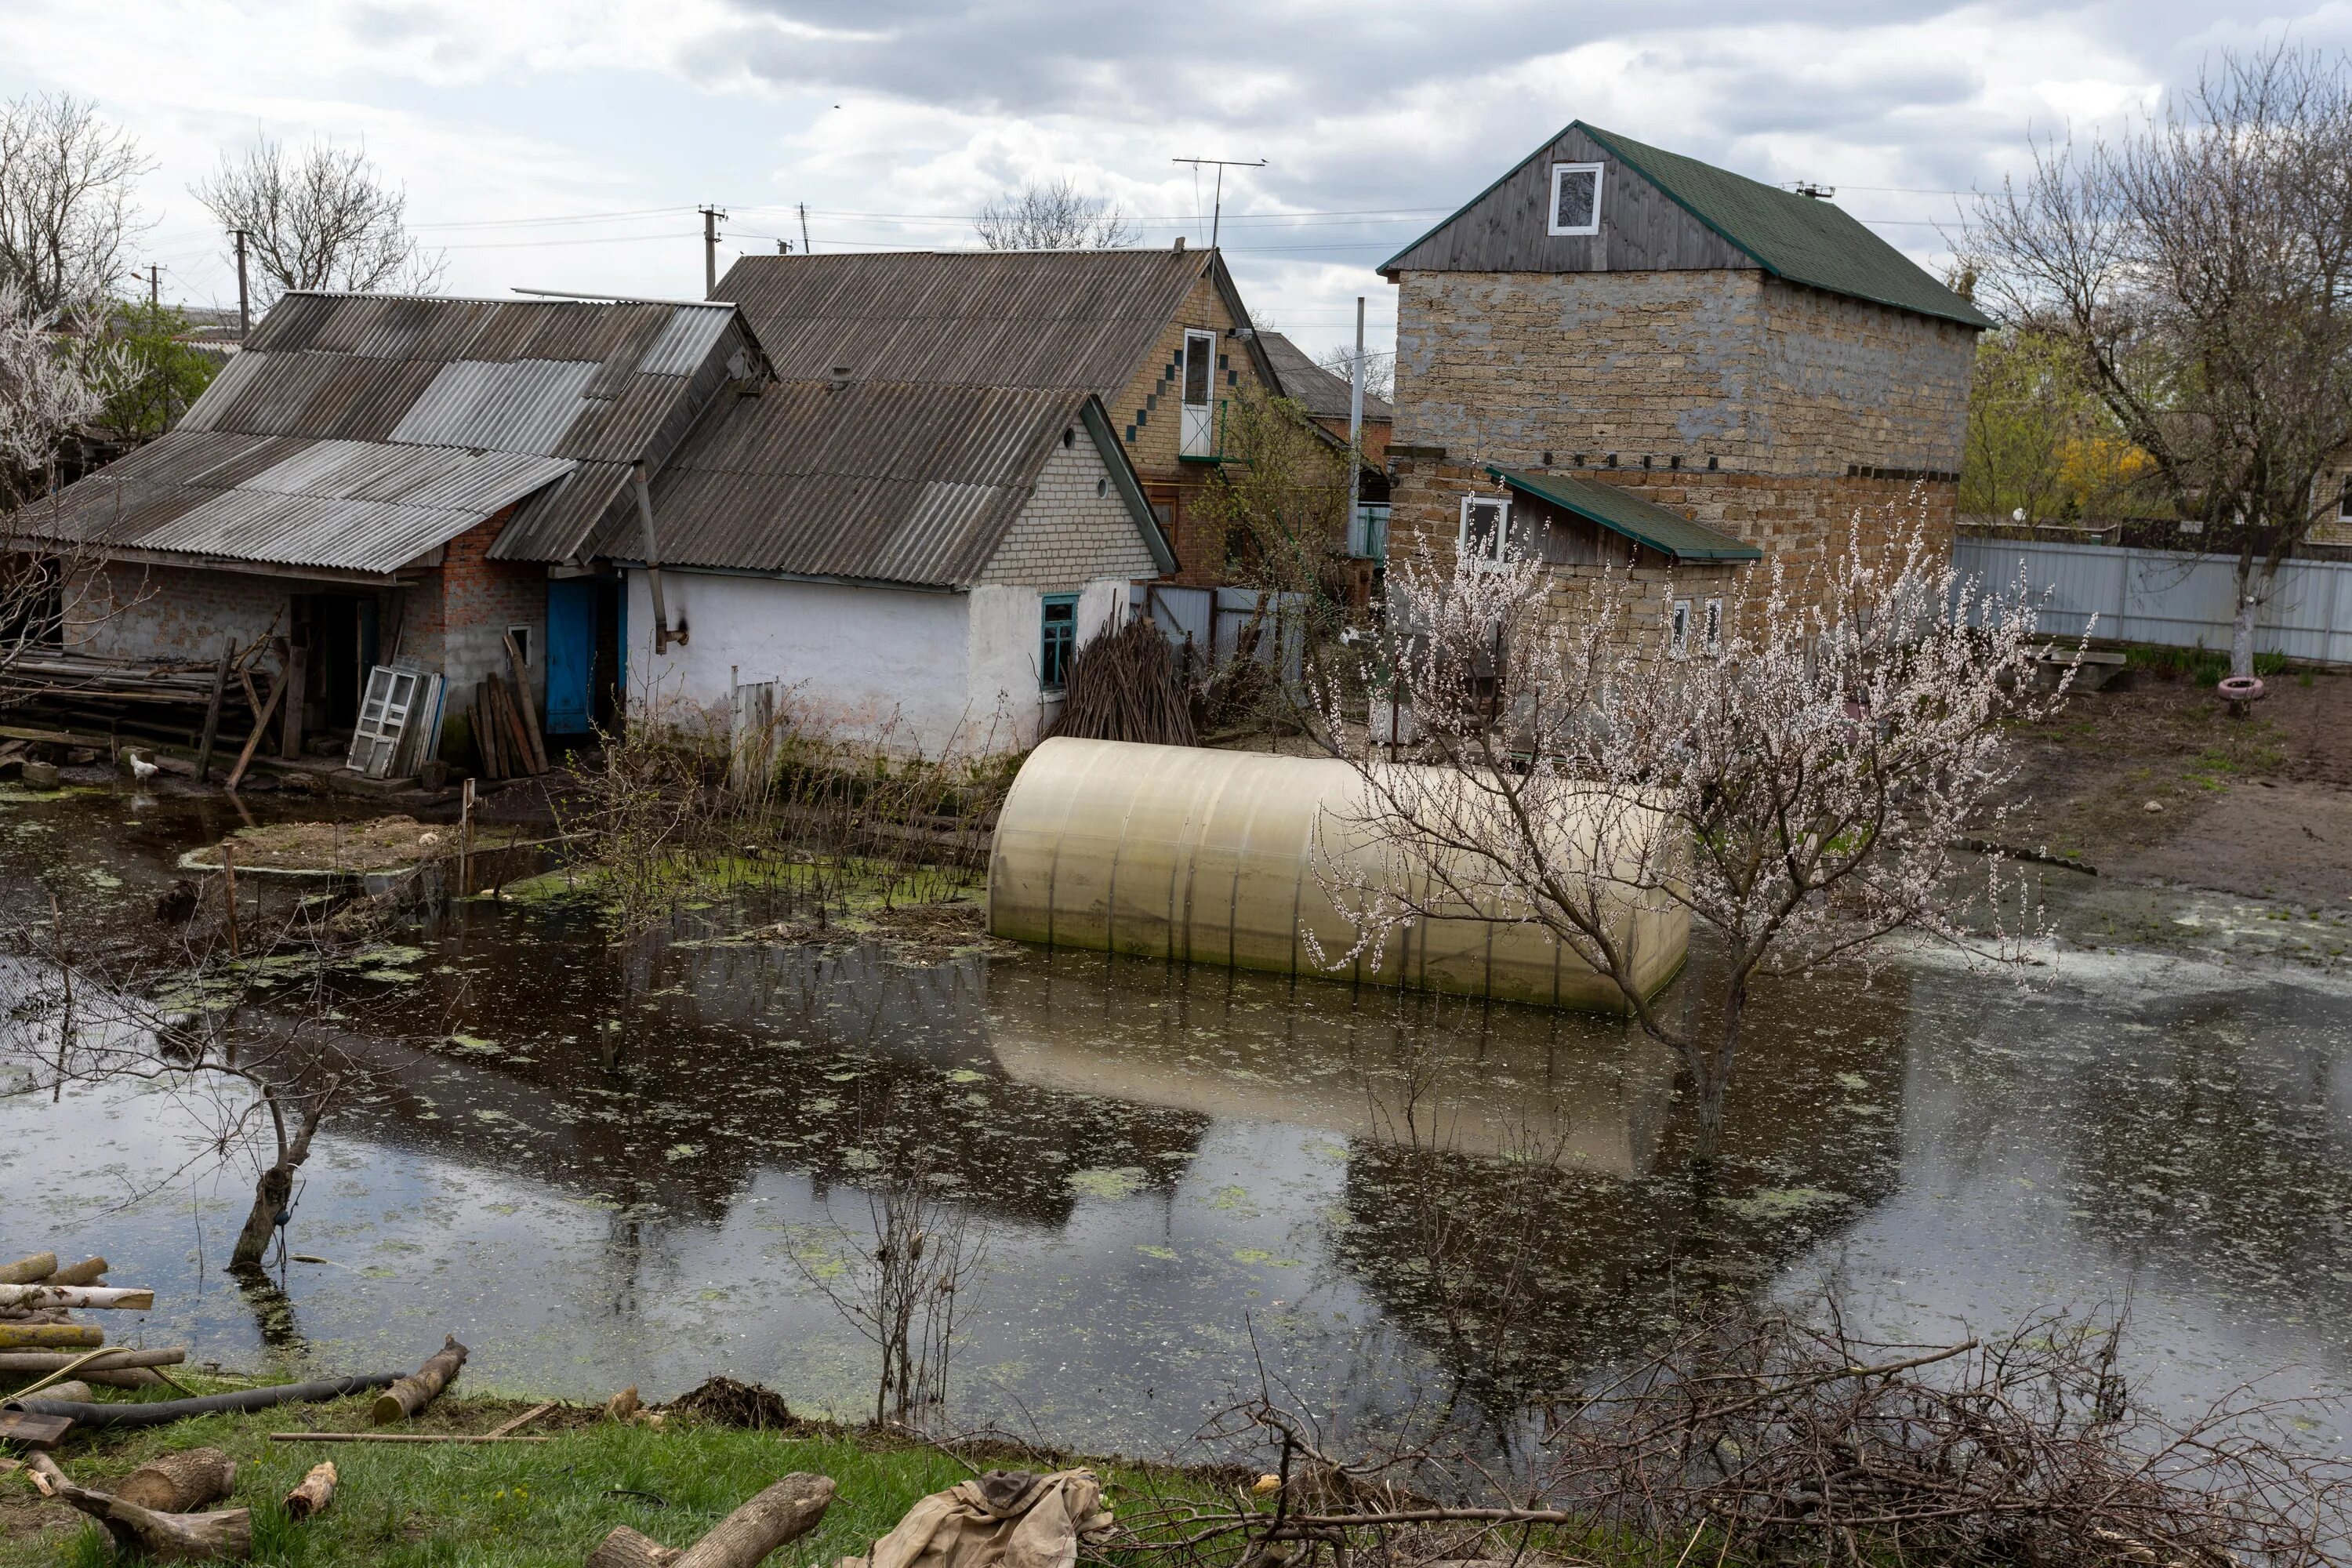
2122,644,2292,686
0,1381,1218,1567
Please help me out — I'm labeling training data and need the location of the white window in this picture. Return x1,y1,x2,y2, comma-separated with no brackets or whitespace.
1548,162,1605,236
1670,598,1693,656
1459,494,1510,568
1703,597,1722,652
2339,475,2352,520
1180,328,1218,459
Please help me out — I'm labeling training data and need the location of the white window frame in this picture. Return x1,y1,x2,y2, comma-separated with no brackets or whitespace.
1703,597,1722,652
2339,474,2352,520
1670,598,1693,657
1458,494,1511,569
1180,328,1218,458
1547,162,1605,237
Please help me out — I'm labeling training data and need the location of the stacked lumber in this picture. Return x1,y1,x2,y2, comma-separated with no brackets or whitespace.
0,1252,185,1388
5,640,263,757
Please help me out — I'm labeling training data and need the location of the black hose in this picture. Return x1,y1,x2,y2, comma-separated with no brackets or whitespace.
7,1374,397,1428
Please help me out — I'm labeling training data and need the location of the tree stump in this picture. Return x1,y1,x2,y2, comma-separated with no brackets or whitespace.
27,1453,252,1562
118,1447,237,1512
586,1525,681,1567
372,1335,467,1424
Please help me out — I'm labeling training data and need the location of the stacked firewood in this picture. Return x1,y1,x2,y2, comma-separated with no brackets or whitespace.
1047,616,1197,748
0,1250,187,1389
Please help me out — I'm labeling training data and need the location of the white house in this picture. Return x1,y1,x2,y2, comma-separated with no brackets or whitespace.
608,379,1170,757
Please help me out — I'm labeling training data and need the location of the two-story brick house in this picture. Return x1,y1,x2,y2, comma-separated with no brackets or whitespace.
1381,122,1991,642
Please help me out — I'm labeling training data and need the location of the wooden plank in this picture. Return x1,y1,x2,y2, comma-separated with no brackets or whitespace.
279,643,308,761
225,670,287,792
194,638,232,783
490,674,539,777
503,632,548,775
474,682,503,779
0,1411,71,1449
484,1402,556,1439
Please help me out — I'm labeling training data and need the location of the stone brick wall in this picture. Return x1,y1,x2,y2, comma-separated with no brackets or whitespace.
408,504,546,713
978,434,1163,592
1761,283,1975,477
64,562,290,661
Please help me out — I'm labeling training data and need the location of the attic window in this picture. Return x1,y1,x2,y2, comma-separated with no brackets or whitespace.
1548,162,1604,237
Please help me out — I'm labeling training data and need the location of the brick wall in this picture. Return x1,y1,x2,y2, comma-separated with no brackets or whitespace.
426,505,547,714
1761,283,1975,477
978,434,1163,592
65,562,291,660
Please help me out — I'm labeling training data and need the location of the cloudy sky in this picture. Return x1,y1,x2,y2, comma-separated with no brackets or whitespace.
0,0,2325,364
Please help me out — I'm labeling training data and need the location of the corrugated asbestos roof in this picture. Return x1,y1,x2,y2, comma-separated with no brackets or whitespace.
27,432,576,575
598,379,1159,587
1490,467,1765,561
712,249,1216,395
26,290,754,571
1257,331,1394,423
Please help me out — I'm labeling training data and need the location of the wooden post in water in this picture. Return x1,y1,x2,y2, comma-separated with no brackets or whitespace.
220,843,239,959
459,778,475,896
194,639,232,783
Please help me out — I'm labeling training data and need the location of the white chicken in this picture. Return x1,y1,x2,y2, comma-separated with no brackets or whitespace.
125,749,159,782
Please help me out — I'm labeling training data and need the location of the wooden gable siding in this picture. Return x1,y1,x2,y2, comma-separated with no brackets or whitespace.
1385,126,1753,276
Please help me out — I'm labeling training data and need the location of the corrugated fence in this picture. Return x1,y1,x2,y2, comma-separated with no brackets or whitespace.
1953,532,2352,666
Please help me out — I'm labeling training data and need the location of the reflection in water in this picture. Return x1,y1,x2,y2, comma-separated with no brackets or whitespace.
4,788,2352,1455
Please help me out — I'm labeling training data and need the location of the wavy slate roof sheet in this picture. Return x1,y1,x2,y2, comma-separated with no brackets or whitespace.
1257,330,1393,423
596,379,1161,586
27,290,755,572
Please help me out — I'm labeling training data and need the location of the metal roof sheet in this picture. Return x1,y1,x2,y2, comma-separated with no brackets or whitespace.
389,358,600,452
24,433,575,574
1489,467,1764,561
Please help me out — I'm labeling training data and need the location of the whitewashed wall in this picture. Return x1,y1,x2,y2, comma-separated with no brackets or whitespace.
1953,535,2352,666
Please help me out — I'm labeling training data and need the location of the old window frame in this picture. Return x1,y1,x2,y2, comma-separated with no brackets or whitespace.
1459,494,1511,569
1040,593,1079,691
1671,597,1693,657
1703,597,1722,652
1548,162,1605,237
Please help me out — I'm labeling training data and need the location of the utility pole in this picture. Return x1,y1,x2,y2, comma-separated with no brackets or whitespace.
798,203,811,256
138,265,158,308
231,230,250,341
1347,295,1365,554
1171,156,1266,250
699,205,727,296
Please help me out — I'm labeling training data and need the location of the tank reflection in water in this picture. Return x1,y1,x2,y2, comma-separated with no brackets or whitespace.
5,787,2352,1457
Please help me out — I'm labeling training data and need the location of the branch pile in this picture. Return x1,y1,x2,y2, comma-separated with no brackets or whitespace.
1049,617,1196,748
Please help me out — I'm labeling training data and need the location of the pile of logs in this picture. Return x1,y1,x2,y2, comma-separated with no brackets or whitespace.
2,643,265,761
0,1250,180,1374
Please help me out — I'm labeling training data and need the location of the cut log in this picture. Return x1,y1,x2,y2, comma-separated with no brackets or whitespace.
27,1453,252,1562
372,1334,467,1424
38,1380,91,1403
0,1323,102,1349
0,1347,184,1372
0,1253,56,1285
284,1460,336,1520
0,1283,154,1311
117,1447,237,1512
588,1525,682,1568
645,1472,833,1568
47,1258,107,1287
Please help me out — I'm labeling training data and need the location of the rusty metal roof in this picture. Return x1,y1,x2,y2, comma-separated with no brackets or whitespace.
26,432,576,575
593,379,1163,586
713,249,1222,396
29,290,755,571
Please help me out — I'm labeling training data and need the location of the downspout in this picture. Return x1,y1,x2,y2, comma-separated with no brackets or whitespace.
633,460,683,652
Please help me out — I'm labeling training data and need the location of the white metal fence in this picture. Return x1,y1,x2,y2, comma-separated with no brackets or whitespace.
1951,533,2352,666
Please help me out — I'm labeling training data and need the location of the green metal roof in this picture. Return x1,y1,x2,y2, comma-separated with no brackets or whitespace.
1489,467,1764,562
1382,122,1991,331
1574,125,1991,328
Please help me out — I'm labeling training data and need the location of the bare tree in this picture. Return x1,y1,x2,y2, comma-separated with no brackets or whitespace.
975,176,1136,250
1965,44,2352,677
192,137,446,307
0,94,149,313
1307,503,2055,1160
1316,341,1393,403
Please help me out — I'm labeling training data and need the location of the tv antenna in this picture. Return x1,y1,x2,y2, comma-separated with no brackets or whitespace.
1171,156,1266,249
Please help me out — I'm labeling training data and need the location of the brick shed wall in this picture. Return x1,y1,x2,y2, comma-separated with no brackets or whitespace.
64,563,290,661
401,504,546,717
978,434,1162,593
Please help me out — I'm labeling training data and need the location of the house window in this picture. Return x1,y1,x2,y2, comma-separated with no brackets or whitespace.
1180,329,1218,458
1548,162,1605,236
508,625,532,665
2339,475,2352,520
1703,597,1722,651
1671,598,1693,656
1040,594,1079,691
1459,495,1510,568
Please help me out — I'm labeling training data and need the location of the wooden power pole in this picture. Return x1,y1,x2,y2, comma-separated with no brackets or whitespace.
699,206,727,296
231,230,250,341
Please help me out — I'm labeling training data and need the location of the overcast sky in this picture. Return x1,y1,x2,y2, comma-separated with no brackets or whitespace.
0,0,2325,363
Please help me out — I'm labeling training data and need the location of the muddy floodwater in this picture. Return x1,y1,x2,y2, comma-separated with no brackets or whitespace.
5,783,2352,1457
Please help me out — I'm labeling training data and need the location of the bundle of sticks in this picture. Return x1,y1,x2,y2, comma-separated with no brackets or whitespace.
1048,615,1197,749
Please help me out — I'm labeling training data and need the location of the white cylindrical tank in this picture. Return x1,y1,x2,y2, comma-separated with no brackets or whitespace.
987,738,1687,1011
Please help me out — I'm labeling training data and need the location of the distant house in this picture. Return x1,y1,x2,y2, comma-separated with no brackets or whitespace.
710,245,1299,590
20,289,763,751
1257,328,1395,578
1381,122,1990,633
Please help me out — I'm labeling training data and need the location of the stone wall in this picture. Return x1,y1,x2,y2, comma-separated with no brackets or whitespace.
1760,282,1975,477
64,562,290,661
977,433,1163,592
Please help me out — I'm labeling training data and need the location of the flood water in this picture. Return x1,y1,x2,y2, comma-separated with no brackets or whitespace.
5,782,2352,1457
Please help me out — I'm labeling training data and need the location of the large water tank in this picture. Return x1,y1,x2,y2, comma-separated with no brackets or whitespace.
987,738,1687,1011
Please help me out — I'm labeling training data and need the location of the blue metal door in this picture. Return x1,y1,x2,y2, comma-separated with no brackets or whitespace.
544,579,596,735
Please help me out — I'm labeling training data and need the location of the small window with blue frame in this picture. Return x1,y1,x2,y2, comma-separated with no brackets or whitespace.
1040,594,1079,690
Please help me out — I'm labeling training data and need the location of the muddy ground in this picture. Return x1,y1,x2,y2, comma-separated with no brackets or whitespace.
1998,666,2352,909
